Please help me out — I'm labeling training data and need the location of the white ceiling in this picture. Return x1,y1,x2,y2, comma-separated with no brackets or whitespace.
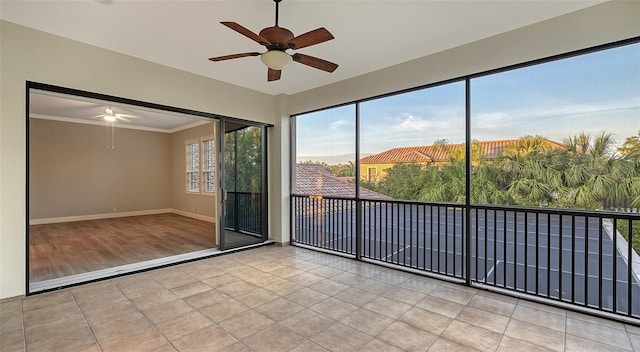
29,91,211,132
1,0,606,96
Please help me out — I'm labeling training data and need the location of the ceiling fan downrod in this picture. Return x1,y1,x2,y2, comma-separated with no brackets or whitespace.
274,0,282,27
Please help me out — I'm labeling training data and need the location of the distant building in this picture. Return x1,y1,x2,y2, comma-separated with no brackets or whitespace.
296,164,390,199
360,138,563,182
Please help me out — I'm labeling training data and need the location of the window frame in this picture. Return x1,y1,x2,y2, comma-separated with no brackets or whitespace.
185,136,216,195
185,139,201,194
201,135,216,196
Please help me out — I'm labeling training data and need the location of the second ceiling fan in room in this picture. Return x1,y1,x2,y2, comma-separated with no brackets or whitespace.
209,0,338,81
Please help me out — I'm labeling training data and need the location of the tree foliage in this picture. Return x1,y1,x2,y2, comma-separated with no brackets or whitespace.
358,132,640,211
225,127,262,193
618,130,640,157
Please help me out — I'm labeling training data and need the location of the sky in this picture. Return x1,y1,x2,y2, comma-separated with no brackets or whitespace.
296,42,640,163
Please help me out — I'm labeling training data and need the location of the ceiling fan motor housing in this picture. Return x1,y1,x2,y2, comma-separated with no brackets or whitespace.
259,26,294,50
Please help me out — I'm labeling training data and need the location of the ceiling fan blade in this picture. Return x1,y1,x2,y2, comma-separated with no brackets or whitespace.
287,28,334,50
292,53,338,73
116,114,135,118
268,68,281,82
221,22,271,46
89,114,104,119
209,52,261,62
115,116,130,123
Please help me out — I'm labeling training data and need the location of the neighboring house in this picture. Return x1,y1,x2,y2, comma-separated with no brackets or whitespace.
296,164,390,200
359,138,564,182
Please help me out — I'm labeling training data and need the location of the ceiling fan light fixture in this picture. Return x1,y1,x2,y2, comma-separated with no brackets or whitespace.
104,115,116,122
260,50,292,70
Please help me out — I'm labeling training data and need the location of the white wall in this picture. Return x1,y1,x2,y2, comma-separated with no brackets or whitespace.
0,21,276,299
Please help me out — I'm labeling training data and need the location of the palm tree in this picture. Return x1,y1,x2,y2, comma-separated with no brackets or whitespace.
495,136,563,206
618,130,640,156
556,132,639,210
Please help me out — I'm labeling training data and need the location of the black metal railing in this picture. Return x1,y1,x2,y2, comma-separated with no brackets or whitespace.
291,194,640,321
292,195,356,255
227,191,261,234
360,199,465,280
470,206,639,318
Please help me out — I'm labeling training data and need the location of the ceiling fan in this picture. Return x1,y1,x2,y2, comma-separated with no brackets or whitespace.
209,0,338,82
90,106,135,122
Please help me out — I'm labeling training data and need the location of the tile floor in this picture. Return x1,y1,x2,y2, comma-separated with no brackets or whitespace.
1,245,639,352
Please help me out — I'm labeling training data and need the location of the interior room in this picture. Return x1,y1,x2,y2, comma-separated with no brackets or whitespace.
1,0,639,351
28,91,220,290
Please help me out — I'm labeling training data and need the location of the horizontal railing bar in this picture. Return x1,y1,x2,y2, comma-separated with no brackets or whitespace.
361,257,467,285
294,194,640,219
291,242,356,259
470,203,640,220
473,282,640,327
293,194,462,208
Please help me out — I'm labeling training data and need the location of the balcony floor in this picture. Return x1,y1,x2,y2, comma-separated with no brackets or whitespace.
2,245,639,351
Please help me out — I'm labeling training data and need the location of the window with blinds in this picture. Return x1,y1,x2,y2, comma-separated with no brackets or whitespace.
202,138,216,194
185,137,216,194
186,140,200,193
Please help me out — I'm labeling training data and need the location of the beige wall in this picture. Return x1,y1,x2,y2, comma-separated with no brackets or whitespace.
170,122,217,220
1,0,639,299
30,118,218,221
29,119,172,219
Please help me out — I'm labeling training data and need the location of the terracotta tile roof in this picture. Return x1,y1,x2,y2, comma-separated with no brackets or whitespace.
360,138,564,164
295,164,390,200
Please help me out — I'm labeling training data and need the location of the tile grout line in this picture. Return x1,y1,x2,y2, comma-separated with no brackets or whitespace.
69,289,104,352
493,293,518,352
117,274,179,351
19,298,27,352
563,310,568,352
151,269,236,351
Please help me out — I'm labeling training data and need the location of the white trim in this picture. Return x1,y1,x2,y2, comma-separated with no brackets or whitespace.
171,209,216,223
29,208,215,225
168,120,211,133
30,89,215,133
30,113,174,134
29,209,172,225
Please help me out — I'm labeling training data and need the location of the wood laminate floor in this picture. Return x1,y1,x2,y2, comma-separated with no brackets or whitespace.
29,213,217,282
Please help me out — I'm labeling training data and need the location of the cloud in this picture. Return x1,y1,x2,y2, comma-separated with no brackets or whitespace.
473,112,510,130
472,98,639,145
329,119,349,130
396,114,435,131
392,112,462,131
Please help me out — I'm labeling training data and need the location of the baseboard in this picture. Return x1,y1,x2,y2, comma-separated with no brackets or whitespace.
29,208,218,225
29,209,173,225
170,209,216,223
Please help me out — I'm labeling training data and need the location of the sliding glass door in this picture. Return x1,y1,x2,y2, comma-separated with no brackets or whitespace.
219,121,268,250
